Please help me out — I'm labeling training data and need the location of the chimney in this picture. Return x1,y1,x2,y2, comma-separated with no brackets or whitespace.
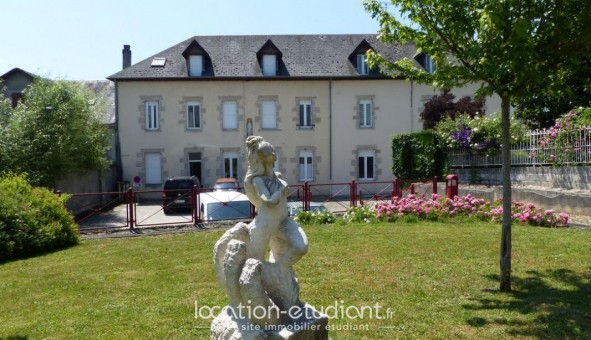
122,45,131,69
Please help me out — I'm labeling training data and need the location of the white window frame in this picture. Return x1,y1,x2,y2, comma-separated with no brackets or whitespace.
298,150,314,182
359,100,373,128
145,153,162,184
187,101,201,130
222,101,238,130
358,150,375,181
223,152,239,179
262,54,277,76
357,53,368,75
145,101,159,131
298,100,313,128
261,100,277,129
189,55,203,76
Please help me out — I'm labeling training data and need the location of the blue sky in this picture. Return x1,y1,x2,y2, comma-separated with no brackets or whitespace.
0,0,381,80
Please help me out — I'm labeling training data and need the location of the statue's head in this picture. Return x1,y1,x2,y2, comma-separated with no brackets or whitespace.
246,136,276,177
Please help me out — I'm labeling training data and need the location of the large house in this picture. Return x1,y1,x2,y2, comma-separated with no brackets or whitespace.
108,35,500,191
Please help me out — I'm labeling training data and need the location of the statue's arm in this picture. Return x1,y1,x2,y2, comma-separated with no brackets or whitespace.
252,177,282,207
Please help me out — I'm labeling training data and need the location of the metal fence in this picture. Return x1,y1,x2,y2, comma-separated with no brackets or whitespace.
449,126,591,167
62,178,442,231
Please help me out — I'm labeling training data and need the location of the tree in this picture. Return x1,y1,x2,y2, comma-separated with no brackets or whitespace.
364,0,591,291
0,81,13,173
515,53,591,129
420,89,485,129
3,78,110,188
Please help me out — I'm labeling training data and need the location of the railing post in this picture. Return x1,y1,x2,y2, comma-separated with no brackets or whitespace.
127,187,135,230
350,180,357,208
433,176,438,195
192,185,201,224
303,182,309,212
410,184,415,195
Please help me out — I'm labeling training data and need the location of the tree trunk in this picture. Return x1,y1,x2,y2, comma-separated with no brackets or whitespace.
499,95,512,292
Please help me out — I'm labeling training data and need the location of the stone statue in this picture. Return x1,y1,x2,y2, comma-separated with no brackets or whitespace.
211,136,328,340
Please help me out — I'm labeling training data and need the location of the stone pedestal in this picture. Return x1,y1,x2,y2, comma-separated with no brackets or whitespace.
211,304,328,340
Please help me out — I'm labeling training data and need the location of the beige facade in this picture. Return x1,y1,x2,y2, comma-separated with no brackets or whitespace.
117,79,501,189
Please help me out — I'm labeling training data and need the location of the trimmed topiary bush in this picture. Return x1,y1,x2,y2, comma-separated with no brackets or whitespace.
0,174,79,262
391,130,448,179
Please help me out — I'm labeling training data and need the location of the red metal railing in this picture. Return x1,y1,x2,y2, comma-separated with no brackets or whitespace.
58,176,441,230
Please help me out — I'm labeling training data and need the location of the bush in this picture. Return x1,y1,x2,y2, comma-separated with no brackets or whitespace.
391,130,448,179
294,210,336,225
435,112,526,152
0,174,79,262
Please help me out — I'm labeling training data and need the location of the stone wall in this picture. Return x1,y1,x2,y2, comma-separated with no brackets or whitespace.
452,166,591,190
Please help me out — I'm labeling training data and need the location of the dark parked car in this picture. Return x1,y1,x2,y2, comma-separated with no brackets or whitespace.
162,176,200,214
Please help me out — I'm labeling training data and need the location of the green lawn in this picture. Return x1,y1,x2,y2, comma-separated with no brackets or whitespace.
1,222,590,339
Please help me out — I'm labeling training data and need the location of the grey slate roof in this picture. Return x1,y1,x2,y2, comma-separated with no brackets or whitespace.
72,80,116,125
108,34,417,80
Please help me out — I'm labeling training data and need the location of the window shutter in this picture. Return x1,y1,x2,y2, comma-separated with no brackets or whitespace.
262,54,276,76
223,101,238,129
299,104,305,126
366,103,373,127
262,101,276,129
145,102,159,130
189,55,203,76
145,153,161,184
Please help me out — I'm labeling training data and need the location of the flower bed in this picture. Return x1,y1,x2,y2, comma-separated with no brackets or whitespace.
375,194,569,227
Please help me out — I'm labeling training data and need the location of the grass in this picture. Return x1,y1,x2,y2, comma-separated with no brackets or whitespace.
1,222,590,339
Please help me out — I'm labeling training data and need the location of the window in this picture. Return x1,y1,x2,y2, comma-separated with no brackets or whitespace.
187,101,201,129
359,100,373,128
222,101,238,130
262,54,277,76
224,152,239,179
145,153,162,184
151,57,166,67
298,100,312,128
299,150,314,181
145,101,159,130
357,53,368,75
417,54,436,73
261,100,277,129
189,55,203,76
358,150,375,180
11,93,23,108
273,150,280,174
188,152,202,183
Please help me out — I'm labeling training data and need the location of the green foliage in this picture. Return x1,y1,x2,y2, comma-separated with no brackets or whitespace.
420,89,485,129
0,174,79,262
341,205,379,224
294,209,336,225
534,108,591,165
2,78,110,187
391,130,447,179
435,112,526,152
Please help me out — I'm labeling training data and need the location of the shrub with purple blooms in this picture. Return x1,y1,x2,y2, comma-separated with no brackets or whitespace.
373,193,569,227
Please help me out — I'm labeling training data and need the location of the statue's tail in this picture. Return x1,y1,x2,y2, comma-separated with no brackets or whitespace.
213,222,250,306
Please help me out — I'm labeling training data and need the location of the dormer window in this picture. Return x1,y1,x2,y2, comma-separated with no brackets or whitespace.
262,54,277,76
357,54,368,75
182,40,213,77
349,39,375,76
257,40,287,77
416,53,436,73
189,55,203,77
